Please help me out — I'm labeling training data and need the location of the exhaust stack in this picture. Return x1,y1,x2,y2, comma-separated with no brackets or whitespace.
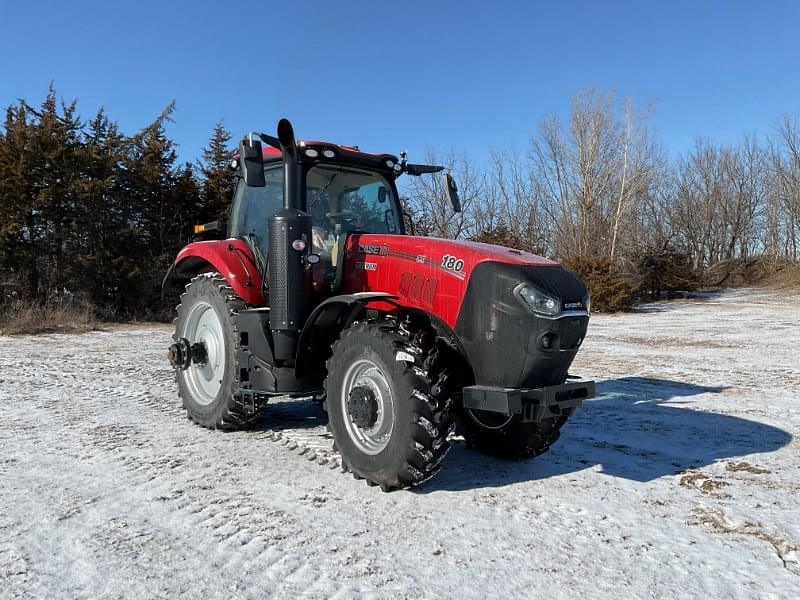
269,118,312,363
277,118,304,211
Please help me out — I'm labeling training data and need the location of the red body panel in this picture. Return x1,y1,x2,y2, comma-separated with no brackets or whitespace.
339,234,556,329
173,240,265,305
174,234,555,327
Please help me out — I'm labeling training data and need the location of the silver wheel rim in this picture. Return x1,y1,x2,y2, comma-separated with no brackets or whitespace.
180,301,225,406
340,358,395,455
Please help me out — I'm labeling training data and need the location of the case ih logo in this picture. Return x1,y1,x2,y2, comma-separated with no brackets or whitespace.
564,302,584,309
358,244,388,256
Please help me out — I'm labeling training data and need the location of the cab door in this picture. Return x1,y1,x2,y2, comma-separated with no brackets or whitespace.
228,165,284,262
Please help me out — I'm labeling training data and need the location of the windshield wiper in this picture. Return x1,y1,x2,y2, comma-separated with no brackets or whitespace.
310,172,338,208
319,173,337,195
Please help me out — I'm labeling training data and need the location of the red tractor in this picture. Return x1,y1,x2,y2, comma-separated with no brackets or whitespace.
164,119,594,491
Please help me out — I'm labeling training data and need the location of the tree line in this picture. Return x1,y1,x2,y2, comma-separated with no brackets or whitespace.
1,87,798,318
0,87,234,318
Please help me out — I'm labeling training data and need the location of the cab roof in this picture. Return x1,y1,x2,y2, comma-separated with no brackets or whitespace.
261,140,398,164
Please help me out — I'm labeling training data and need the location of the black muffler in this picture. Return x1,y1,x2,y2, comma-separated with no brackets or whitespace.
268,118,312,363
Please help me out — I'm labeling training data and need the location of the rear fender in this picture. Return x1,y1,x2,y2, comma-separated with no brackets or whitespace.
295,292,397,378
163,240,265,305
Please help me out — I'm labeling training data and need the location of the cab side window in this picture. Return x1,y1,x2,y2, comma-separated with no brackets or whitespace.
228,166,283,258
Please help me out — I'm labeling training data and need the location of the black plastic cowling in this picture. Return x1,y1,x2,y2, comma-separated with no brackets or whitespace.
454,261,589,389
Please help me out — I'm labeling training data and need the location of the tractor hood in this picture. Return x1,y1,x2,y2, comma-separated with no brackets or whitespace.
340,234,583,326
340,233,589,389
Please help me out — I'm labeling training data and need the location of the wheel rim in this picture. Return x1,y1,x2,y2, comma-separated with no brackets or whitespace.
467,409,514,430
180,301,225,406
340,358,395,455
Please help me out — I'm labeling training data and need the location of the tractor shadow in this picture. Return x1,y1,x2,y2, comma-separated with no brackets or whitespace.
253,398,329,432
419,376,793,493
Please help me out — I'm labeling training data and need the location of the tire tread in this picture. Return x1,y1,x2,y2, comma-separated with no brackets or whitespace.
173,273,258,431
324,321,454,491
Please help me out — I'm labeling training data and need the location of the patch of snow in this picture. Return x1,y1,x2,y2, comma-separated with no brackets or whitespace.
1,289,798,598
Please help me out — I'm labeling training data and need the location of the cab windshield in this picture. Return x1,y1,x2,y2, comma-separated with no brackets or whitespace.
306,166,401,251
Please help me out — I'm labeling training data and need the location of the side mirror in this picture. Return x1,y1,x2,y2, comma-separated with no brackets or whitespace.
444,173,461,213
378,186,387,203
239,138,265,187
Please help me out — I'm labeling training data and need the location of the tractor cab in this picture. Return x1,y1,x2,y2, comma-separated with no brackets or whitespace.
227,150,405,300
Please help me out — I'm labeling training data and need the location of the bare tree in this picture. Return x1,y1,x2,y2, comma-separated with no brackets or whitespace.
527,90,659,263
484,147,550,254
403,150,483,240
727,136,769,260
672,136,771,268
770,116,800,259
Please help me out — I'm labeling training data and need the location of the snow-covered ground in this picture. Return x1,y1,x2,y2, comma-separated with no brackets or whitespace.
1,288,798,599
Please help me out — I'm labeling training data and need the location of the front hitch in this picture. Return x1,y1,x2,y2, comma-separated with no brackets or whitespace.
462,380,595,422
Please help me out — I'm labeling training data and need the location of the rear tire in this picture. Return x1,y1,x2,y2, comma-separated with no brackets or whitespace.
173,273,256,430
458,409,571,459
324,321,454,491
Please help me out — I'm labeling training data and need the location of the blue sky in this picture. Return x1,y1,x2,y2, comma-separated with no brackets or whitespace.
1,0,798,164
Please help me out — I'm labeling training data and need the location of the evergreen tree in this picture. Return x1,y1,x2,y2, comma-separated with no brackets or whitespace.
199,120,235,222
0,102,36,296
0,87,84,299
125,102,178,257
77,108,132,312
170,162,203,251
0,89,204,317
26,88,84,296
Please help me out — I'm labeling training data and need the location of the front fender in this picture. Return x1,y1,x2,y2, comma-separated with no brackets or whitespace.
295,292,397,378
166,239,265,305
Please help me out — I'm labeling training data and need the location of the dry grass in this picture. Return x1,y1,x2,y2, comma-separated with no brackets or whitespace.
763,260,800,289
688,507,800,574
0,299,96,335
726,461,772,475
679,471,730,497
705,257,800,289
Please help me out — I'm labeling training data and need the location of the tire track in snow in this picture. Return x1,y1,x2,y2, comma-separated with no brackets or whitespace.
77,422,328,592
255,399,344,471
0,338,335,592
0,331,369,597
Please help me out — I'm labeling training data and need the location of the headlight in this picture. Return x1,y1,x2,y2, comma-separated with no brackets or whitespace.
513,282,561,317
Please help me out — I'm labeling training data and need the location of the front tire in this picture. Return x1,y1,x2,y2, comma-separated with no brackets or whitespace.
324,321,454,491
173,273,255,430
458,408,571,459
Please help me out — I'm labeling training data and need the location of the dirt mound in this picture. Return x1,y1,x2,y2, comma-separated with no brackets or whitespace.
704,257,800,290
